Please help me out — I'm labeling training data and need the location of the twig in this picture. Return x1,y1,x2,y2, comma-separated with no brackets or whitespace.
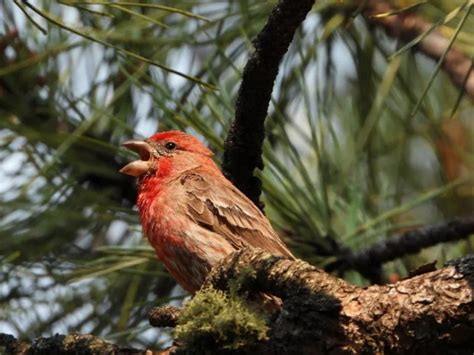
222,0,315,209
325,216,474,276
13,0,47,35
21,0,214,89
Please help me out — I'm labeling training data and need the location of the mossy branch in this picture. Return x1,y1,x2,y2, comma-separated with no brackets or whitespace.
0,333,149,355
5,250,473,353
200,248,474,353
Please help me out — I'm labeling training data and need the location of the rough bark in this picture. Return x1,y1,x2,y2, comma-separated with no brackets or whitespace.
203,249,474,354
3,250,473,354
325,216,474,280
149,305,182,328
0,333,152,355
222,0,315,209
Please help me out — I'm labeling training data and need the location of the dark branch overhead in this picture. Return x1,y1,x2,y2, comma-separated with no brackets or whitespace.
325,216,474,277
223,0,315,209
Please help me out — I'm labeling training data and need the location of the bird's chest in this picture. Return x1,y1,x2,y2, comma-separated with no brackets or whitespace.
142,191,184,245
141,190,196,258
141,192,210,291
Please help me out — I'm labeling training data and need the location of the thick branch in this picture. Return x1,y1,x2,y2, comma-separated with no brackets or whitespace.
204,249,474,353
364,0,474,100
222,0,315,208
0,333,150,355
326,216,474,276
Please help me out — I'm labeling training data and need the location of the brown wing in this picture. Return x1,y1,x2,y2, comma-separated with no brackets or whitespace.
179,171,294,259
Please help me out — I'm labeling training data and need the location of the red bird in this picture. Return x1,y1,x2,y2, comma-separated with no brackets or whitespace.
120,131,294,293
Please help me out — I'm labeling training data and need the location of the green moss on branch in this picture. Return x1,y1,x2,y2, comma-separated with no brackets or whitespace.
175,286,268,352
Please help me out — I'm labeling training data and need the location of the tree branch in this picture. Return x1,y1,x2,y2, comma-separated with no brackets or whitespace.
364,0,474,101
222,0,315,209
0,333,152,355
325,216,474,277
201,248,474,353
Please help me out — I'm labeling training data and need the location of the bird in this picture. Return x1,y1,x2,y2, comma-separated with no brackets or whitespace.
120,130,294,294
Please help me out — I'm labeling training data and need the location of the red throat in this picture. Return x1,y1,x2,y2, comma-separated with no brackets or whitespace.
136,157,172,225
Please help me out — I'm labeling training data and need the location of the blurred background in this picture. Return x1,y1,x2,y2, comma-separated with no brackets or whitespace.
1,0,473,349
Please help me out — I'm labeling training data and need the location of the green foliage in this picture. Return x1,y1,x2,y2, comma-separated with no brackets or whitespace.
0,0,473,348
175,287,268,352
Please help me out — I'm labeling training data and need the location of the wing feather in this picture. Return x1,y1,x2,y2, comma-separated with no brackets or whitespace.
179,171,294,259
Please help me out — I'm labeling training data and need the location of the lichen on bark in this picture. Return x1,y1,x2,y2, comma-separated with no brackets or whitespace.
175,286,269,352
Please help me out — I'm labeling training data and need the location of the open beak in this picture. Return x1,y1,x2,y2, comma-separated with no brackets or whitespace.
119,140,154,177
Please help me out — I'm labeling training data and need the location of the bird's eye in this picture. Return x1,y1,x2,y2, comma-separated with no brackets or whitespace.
165,142,177,150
